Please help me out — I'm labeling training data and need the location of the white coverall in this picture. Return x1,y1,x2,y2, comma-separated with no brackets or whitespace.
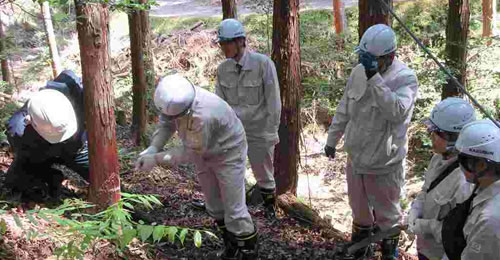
412,154,473,259
215,51,281,191
327,59,418,231
461,179,500,260
150,87,254,235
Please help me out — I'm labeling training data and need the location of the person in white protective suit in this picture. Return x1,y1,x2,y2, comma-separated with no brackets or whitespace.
211,18,281,218
325,24,418,259
440,120,500,260
407,98,476,260
135,74,258,259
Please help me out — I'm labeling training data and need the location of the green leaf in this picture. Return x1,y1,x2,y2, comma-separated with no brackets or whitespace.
123,202,134,210
194,230,202,248
122,228,137,247
179,228,188,246
13,214,23,229
147,195,163,206
166,226,178,243
26,213,38,226
152,226,164,243
138,225,154,242
138,196,153,210
204,230,218,240
0,218,7,235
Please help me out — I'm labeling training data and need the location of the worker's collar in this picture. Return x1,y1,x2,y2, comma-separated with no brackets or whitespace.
472,179,500,208
236,51,250,70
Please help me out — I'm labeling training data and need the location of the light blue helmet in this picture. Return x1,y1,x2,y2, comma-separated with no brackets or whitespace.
217,19,246,42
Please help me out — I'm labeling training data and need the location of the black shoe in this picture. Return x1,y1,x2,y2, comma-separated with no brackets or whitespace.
209,222,259,260
381,231,400,260
350,222,373,259
191,198,206,210
259,187,276,219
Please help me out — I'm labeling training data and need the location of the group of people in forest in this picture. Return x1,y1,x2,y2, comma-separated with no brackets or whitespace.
3,18,500,260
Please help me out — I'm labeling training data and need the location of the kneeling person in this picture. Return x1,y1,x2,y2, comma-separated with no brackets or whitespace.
135,74,258,259
5,70,88,198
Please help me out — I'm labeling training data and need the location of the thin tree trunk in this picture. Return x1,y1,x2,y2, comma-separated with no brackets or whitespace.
75,0,121,208
40,1,61,79
358,0,393,40
222,0,237,20
0,10,11,84
443,0,470,99
333,0,346,34
482,0,497,43
129,0,154,147
272,0,301,195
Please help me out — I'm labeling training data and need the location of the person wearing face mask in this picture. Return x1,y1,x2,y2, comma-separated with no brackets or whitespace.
205,18,281,218
406,98,476,260
135,74,258,259
440,120,500,260
325,24,419,259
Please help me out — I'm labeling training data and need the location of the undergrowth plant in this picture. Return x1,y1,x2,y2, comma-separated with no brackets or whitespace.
0,193,215,260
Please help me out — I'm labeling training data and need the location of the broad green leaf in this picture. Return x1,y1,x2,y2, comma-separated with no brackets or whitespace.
122,228,137,247
123,202,134,210
194,230,202,248
166,226,178,243
13,214,23,229
179,228,188,246
0,218,7,235
152,226,164,243
138,225,154,242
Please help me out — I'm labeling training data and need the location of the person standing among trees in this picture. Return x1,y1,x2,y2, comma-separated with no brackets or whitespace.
325,24,418,259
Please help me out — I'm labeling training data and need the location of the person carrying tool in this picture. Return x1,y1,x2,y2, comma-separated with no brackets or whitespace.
407,98,476,260
325,24,418,259
4,70,88,199
208,18,281,218
135,74,258,259
440,120,500,260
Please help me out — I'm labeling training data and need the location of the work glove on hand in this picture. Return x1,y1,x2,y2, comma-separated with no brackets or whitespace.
324,145,336,159
139,146,159,156
406,200,423,226
135,154,158,171
359,51,379,79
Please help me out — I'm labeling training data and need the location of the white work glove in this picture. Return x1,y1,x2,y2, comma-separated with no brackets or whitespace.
135,154,158,171
406,200,423,226
139,146,159,156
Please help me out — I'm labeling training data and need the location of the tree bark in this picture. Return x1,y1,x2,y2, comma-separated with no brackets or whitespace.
41,1,62,79
482,0,497,42
129,0,155,147
222,0,237,20
333,0,346,34
358,0,393,40
442,0,470,99
75,0,121,208
0,10,11,84
272,0,301,195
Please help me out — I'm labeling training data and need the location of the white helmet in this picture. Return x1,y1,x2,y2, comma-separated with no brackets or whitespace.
456,120,500,163
27,89,77,144
429,97,476,133
357,24,397,56
218,19,246,42
154,74,195,117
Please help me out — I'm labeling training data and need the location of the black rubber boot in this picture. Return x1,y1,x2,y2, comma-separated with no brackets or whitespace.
381,231,400,260
226,228,259,260
259,187,276,219
350,222,373,259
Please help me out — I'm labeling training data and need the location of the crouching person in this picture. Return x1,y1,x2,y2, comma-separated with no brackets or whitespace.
135,74,258,259
407,98,476,260
5,70,88,198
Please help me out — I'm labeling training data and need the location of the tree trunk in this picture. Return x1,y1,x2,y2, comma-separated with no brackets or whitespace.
442,0,470,99
358,0,393,40
333,0,346,34
129,0,155,147
222,0,237,20
75,0,121,208
272,0,301,195
482,0,497,42
0,10,11,84
40,1,62,79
